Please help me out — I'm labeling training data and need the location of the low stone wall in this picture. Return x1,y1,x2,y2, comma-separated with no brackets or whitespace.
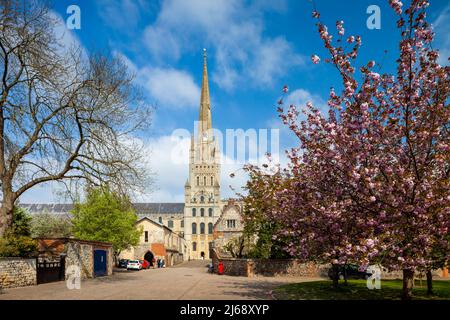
211,250,448,279
381,268,447,279
0,258,37,289
211,250,327,277
215,258,327,277
250,259,328,277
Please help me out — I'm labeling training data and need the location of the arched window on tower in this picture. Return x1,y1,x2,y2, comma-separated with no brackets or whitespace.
200,196,204,203
192,223,197,234
200,223,205,234
211,176,214,185
192,242,197,251
200,208,205,217
204,176,206,185
192,208,196,216
208,208,213,217
197,176,199,186
208,223,213,234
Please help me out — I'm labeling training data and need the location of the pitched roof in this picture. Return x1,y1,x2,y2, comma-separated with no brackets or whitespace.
132,203,184,215
20,203,185,216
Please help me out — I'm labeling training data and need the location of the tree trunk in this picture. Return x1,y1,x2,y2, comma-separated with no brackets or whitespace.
343,264,348,286
426,270,433,295
331,264,339,289
0,194,15,237
402,269,414,300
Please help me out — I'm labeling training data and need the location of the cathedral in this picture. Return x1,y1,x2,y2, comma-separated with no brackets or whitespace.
21,50,243,262
183,49,222,260
183,49,243,260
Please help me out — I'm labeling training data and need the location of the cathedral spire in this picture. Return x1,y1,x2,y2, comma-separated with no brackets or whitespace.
198,48,212,141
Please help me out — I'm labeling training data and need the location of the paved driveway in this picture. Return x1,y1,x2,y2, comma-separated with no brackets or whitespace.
0,260,320,300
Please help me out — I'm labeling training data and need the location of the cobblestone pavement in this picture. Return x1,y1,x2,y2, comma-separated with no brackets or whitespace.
0,260,321,300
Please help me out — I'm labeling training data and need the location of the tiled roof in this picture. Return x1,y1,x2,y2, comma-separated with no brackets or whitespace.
20,203,185,216
132,203,184,215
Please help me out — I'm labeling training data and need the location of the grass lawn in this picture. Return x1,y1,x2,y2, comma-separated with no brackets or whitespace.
274,279,450,300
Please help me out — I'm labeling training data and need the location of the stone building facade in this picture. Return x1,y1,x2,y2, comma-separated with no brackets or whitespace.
120,217,187,266
213,200,244,256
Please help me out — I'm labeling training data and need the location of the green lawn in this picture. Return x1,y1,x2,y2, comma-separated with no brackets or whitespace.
274,279,450,300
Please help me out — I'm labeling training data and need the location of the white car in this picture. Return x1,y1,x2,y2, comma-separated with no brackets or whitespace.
127,260,142,271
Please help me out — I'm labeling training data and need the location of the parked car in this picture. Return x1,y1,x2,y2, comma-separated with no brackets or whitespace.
327,264,372,280
127,260,142,271
140,259,150,269
118,259,129,268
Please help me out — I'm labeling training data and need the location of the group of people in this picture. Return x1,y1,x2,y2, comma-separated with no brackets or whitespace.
151,258,165,268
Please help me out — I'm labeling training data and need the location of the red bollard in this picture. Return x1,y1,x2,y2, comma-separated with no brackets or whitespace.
218,262,224,275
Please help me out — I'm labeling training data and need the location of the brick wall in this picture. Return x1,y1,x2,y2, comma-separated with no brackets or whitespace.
0,258,37,289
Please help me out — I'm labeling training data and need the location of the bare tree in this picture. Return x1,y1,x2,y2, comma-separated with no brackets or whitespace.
0,1,152,236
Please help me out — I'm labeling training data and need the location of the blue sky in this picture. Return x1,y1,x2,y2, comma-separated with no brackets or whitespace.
20,0,449,203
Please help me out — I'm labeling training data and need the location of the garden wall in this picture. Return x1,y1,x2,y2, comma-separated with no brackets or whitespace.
0,258,37,289
211,250,448,279
211,250,328,278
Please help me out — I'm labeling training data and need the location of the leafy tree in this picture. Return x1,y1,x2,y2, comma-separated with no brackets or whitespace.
30,212,73,238
71,187,141,264
0,207,37,257
0,0,151,237
240,164,291,259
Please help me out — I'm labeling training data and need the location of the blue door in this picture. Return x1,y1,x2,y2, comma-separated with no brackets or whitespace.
94,250,107,277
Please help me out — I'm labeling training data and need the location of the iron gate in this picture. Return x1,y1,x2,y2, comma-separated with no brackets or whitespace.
36,256,65,284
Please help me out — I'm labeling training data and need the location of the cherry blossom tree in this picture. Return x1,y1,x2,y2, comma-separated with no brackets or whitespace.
243,0,449,300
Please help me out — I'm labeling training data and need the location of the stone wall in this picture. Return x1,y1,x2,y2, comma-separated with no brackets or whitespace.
214,258,327,277
250,259,328,277
0,258,37,289
211,250,448,279
65,242,94,279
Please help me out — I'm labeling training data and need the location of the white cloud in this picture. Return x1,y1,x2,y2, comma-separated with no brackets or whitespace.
49,11,87,58
142,0,304,90
284,89,326,111
113,51,200,109
142,67,201,109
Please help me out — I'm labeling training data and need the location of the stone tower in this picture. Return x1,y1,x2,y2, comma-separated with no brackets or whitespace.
183,49,221,260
